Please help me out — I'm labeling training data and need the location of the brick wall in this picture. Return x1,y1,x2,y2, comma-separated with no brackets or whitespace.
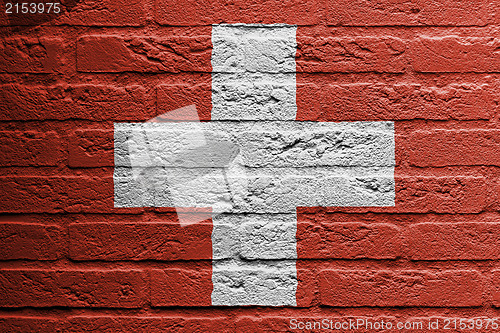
1,0,499,331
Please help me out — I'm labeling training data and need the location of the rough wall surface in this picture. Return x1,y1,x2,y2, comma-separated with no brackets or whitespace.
1,0,500,332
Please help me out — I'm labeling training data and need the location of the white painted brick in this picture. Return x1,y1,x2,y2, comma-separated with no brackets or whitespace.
211,25,296,73
212,224,239,259
114,122,395,168
114,169,395,211
211,24,297,120
212,74,296,120
212,214,297,260
211,260,297,306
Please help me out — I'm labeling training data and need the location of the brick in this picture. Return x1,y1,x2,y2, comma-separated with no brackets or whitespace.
212,215,300,306
69,222,212,260
58,0,146,26
296,268,316,307
410,37,500,72
69,130,113,168
407,223,500,260
297,83,492,121
0,317,63,333
0,176,112,213
211,25,297,120
154,0,320,25
296,37,406,73
0,223,64,260
0,38,64,73
157,84,211,122
114,171,395,212
150,267,212,307
165,319,234,332
492,270,500,307
212,25,296,74
328,0,492,26
0,270,146,308
212,261,297,306
297,222,401,259
320,270,484,307
408,130,500,167
239,218,296,260
211,224,238,260
235,317,293,332
77,35,211,73
114,121,395,168
0,131,63,166
212,79,296,120
496,179,500,211
69,317,156,333
0,84,148,121
395,176,490,214
212,214,296,260
238,126,394,167
68,317,232,332
496,2,500,24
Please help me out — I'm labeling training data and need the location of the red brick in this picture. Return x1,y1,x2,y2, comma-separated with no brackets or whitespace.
297,222,401,259
68,317,232,332
0,317,63,333
296,268,317,307
495,179,500,211
157,83,212,122
0,223,64,260
492,270,500,307
69,130,113,168
150,267,212,307
410,37,500,72
0,38,64,73
58,0,146,26
68,317,156,332
408,130,500,167
328,0,492,26
297,83,492,121
0,176,113,213
0,270,147,308
407,223,500,260
296,36,406,73
235,317,293,332
69,222,212,260
154,0,319,25
496,2,500,24
165,318,230,333
0,131,63,166
77,35,212,73
395,176,490,214
0,84,148,121
320,270,484,307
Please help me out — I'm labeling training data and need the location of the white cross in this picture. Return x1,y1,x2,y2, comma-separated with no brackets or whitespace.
114,24,395,306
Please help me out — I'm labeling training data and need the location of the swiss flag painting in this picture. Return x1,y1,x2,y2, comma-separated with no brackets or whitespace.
0,0,499,332
113,24,396,307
